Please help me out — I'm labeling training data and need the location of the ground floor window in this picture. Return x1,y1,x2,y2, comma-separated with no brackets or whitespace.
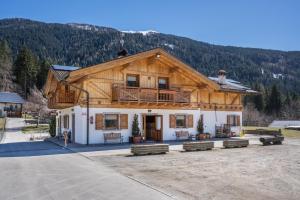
104,114,119,129
63,115,69,129
227,115,240,126
176,115,186,128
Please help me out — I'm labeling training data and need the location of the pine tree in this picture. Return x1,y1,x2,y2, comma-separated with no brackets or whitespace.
0,40,14,91
252,83,264,111
265,84,282,116
13,47,39,98
131,114,140,137
36,60,51,89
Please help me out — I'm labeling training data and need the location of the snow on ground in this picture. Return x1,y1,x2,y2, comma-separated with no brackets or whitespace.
121,30,158,36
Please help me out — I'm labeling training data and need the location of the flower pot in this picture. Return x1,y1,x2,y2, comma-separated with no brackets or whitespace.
133,136,142,144
199,134,206,140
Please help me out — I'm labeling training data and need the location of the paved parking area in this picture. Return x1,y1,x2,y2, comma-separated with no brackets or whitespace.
94,138,300,200
0,118,173,200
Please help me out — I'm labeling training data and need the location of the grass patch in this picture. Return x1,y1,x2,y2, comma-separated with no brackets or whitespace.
242,126,300,138
22,125,49,133
0,118,5,130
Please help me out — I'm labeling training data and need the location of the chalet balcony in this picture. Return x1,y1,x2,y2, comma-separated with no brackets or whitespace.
112,84,191,104
48,91,75,108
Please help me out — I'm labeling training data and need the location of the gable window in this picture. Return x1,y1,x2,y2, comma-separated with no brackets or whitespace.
176,115,186,128
63,115,69,129
158,77,169,89
104,114,119,129
127,74,139,87
227,115,240,126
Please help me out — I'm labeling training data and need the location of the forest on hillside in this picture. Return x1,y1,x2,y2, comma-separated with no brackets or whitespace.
0,18,300,122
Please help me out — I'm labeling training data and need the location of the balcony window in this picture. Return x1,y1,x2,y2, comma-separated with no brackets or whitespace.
105,114,119,129
158,77,169,89
127,74,139,87
176,115,186,128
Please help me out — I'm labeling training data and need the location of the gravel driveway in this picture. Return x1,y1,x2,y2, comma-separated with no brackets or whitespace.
95,139,300,200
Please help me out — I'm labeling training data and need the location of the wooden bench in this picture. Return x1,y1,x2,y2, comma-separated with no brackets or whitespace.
175,131,190,141
259,136,284,145
103,133,123,144
223,139,249,148
183,141,214,151
131,144,169,156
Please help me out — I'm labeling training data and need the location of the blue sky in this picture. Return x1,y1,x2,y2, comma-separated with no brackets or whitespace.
1,0,299,51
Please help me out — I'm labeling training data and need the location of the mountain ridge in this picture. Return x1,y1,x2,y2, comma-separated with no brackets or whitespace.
0,18,299,94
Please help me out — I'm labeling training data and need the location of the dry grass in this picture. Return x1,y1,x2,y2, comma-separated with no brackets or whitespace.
22,124,49,133
242,126,300,138
0,118,5,130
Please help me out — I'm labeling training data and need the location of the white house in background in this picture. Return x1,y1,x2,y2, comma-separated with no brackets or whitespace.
0,92,25,117
43,48,256,144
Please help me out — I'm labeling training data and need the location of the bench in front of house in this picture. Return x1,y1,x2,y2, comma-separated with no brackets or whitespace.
131,144,169,156
223,139,249,148
183,141,214,151
175,131,190,141
103,133,124,144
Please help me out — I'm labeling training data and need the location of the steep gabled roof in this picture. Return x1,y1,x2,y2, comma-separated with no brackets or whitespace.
67,48,220,90
0,92,25,104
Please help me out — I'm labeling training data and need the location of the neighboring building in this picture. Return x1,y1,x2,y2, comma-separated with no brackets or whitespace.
0,92,25,117
44,48,256,144
269,120,300,128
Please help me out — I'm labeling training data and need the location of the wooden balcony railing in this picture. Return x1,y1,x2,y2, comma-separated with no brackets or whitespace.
48,91,75,107
112,84,191,104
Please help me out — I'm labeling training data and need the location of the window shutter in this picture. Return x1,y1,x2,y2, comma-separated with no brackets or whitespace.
227,115,230,125
95,114,104,130
169,114,176,128
237,115,240,126
187,114,193,128
120,114,128,129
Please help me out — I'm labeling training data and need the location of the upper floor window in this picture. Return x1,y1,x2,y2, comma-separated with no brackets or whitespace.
127,74,139,87
158,77,169,89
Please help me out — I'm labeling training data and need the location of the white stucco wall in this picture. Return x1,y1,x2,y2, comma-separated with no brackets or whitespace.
56,106,242,144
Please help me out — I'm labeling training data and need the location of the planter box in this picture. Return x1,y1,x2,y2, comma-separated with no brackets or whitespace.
131,144,169,156
223,139,249,148
259,136,284,145
183,141,214,151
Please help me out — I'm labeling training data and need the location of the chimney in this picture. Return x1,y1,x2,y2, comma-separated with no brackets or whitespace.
218,70,226,84
117,48,128,58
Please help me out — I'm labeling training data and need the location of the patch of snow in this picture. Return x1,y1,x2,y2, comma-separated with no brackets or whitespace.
121,30,158,36
272,73,284,79
163,43,175,49
68,23,100,31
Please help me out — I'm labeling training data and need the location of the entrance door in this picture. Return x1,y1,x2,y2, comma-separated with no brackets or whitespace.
144,115,163,142
71,113,75,143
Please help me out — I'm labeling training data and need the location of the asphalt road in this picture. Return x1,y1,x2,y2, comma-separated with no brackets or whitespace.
0,118,174,200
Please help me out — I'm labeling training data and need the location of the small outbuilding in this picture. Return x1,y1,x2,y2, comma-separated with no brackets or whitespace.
0,92,25,117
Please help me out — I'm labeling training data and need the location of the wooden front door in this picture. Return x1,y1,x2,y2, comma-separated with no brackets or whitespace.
141,75,156,88
144,115,163,142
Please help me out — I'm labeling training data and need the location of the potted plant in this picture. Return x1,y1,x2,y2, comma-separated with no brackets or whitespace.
132,114,142,143
196,117,206,140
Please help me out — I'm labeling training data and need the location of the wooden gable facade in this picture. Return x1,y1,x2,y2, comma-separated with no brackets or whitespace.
44,48,243,111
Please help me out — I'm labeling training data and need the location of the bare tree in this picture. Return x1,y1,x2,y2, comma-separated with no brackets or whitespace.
23,87,48,127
